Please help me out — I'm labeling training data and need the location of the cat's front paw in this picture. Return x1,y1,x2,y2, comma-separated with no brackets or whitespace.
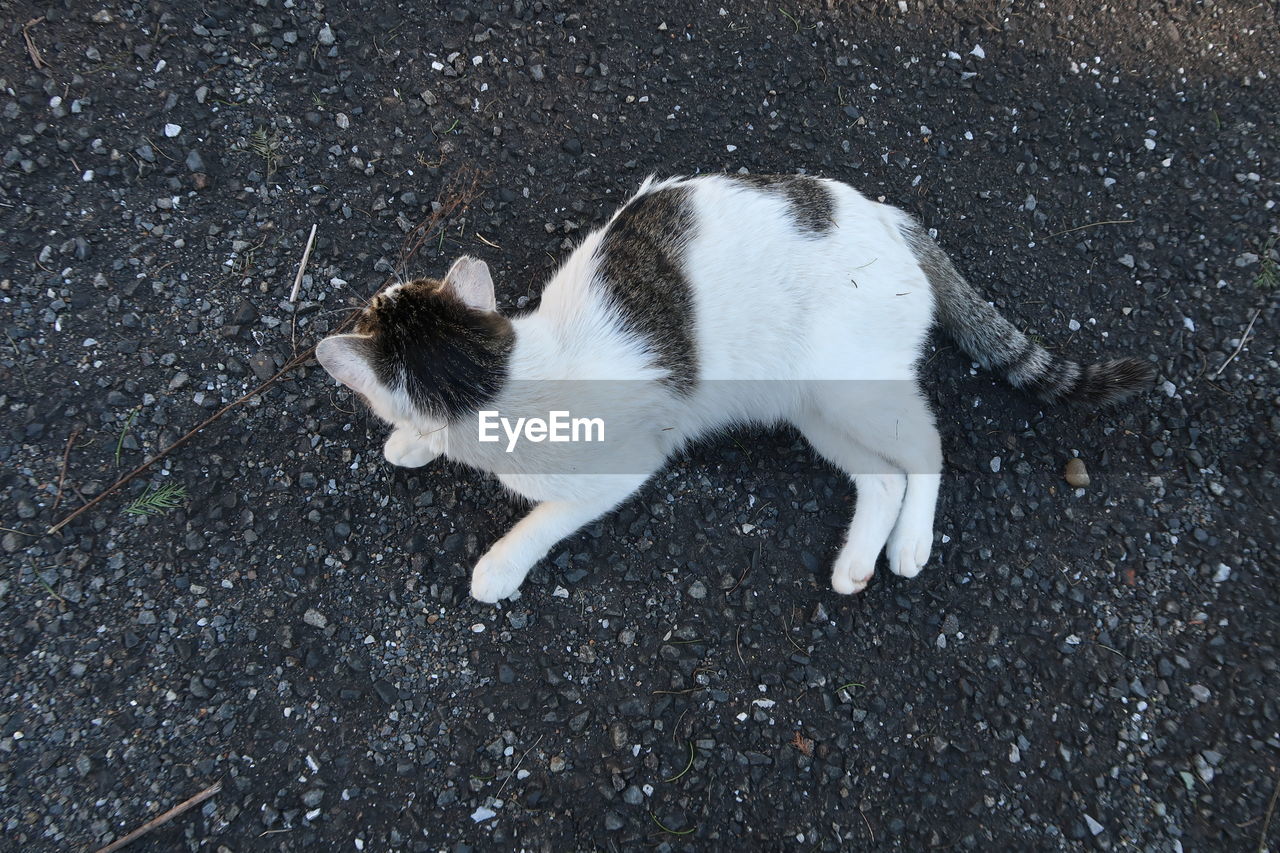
470,547,531,604
887,534,931,579
384,427,440,468
830,552,876,595
887,518,933,579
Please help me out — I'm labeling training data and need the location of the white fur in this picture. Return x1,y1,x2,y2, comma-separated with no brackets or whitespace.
324,176,944,603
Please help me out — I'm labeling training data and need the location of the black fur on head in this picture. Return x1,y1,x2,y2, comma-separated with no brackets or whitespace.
356,278,514,421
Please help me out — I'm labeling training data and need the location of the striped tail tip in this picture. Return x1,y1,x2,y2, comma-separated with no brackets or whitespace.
1066,357,1156,407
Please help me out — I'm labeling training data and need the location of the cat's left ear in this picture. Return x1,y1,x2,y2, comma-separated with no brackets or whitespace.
443,256,496,312
315,334,378,394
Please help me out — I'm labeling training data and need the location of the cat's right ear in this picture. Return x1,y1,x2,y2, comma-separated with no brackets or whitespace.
443,256,497,312
316,334,377,394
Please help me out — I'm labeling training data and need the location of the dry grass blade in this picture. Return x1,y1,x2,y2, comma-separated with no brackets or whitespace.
1045,218,1135,238
94,780,222,853
496,733,543,798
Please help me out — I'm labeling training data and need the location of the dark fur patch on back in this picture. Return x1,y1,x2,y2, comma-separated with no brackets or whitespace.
357,280,514,420
729,173,835,236
595,186,699,392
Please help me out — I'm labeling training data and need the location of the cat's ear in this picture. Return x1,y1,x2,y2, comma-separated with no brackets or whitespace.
443,256,496,312
315,334,377,394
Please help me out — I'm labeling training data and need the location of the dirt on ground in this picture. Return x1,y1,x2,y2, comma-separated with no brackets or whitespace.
1,1,1278,850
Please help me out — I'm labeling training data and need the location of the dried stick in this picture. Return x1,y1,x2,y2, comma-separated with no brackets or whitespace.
1258,772,1280,853
52,426,83,511
94,780,222,853
47,169,485,537
289,223,319,353
23,17,48,70
289,223,318,303
1215,306,1261,378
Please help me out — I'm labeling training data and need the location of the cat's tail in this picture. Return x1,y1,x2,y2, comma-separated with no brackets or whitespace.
899,220,1154,406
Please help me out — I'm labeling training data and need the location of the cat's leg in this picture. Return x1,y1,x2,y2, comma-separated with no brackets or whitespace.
470,476,647,603
795,415,907,594
834,385,943,581
383,426,444,468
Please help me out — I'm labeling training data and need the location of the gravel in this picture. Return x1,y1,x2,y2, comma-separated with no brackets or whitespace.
0,1,1276,851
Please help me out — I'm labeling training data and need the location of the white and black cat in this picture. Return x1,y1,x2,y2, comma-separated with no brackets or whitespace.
316,174,1151,603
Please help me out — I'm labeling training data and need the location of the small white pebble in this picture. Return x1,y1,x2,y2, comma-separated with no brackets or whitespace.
969,44,985,59
163,123,181,137
990,456,1001,473
470,806,496,822
471,623,485,633
1143,138,1156,150
1213,564,1231,583
1182,317,1195,332
725,144,737,152
1068,318,1081,331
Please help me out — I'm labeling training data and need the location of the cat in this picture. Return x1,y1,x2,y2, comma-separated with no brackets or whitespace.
316,174,1152,603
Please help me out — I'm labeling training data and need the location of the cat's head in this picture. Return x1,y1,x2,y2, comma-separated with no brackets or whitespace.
316,256,514,428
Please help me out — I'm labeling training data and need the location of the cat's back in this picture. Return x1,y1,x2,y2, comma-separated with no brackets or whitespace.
536,174,927,388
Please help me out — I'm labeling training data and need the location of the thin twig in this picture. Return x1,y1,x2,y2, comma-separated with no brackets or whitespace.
1259,773,1280,853
1045,218,1135,238
52,426,83,511
496,733,543,798
289,223,319,353
289,223,318,303
23,17,48,70
47,170,485,537
1215,306,1262,378
95,780,222,853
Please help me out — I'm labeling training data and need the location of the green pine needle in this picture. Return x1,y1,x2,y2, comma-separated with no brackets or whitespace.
124,483,188,517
